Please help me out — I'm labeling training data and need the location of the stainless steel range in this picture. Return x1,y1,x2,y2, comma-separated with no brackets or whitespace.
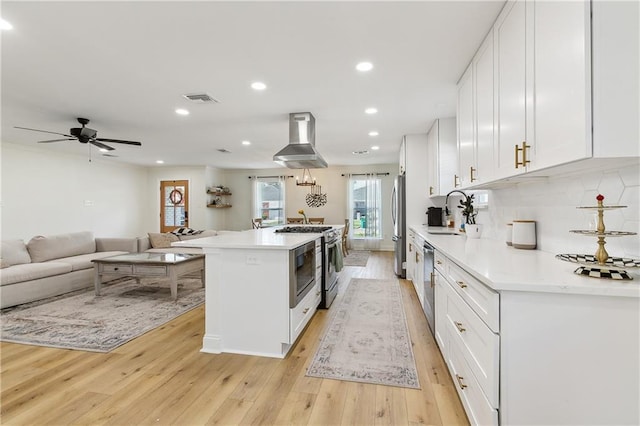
275,225,341,308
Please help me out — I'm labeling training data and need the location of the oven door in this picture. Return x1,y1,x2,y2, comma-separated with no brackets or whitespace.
289,241,316,308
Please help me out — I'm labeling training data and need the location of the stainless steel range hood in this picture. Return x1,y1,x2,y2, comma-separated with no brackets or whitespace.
273,112,328,169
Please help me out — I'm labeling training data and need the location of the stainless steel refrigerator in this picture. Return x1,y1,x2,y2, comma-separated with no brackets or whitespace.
391,175,406,278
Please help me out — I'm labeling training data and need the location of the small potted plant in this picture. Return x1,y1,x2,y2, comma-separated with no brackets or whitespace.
459,194,481,238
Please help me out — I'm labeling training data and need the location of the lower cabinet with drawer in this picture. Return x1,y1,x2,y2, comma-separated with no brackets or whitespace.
437,253,500,426
434,248,640,425
289,281,321,344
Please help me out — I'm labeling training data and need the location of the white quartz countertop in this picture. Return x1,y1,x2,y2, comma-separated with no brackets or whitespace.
411,225,640,298
173,225,343,250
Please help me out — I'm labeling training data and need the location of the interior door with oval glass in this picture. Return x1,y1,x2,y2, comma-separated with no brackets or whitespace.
160,180,189,233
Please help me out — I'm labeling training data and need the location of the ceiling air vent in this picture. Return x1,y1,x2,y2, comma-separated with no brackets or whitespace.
183,93,220,103
217,148,231,154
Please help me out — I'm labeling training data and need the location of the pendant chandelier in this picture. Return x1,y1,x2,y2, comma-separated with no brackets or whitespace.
296,168,316,186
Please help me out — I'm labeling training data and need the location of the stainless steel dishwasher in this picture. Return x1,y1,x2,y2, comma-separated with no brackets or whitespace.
422,241,435,335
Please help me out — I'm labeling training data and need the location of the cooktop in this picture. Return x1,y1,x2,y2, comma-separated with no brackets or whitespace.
275,226,333,233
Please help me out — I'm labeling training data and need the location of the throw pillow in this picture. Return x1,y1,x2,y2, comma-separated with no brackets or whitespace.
1,239,32,268
170,227,204,236
148,233,179,248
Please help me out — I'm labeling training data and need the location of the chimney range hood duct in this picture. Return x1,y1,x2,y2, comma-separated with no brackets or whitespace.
273,112,328,169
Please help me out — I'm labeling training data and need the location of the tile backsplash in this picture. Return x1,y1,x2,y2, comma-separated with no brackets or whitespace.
476,163,640,258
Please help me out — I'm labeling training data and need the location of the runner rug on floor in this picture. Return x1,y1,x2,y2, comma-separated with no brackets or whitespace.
306,278,420,389
342,250,370,267
0,276,204,352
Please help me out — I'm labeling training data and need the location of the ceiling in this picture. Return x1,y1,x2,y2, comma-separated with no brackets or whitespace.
1,1,504,169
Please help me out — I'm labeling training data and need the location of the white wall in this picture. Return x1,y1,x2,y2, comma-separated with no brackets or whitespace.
474,163,640,258
1,142,149,240
222,164,398,250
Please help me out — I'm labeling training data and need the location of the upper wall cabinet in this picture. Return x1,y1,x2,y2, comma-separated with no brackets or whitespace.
428,118,457,197
494,0,591,179
457,30,495,187
458,0,638,188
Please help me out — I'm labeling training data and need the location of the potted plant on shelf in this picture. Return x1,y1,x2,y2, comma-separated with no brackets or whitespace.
459,194,481,238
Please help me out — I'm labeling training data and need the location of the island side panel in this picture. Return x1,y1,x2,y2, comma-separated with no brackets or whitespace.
202,246,290,358
500,290,640,425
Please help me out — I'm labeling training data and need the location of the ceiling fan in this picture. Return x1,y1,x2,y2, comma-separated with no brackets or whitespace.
14,117,142,152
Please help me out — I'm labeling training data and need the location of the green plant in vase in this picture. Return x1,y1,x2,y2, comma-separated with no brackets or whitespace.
459,194,477,225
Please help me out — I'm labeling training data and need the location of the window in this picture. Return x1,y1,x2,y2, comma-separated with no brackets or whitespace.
253,177,285,227
348,176,382,239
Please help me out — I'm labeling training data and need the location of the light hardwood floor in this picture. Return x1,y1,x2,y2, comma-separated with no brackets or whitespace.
1,251,469,425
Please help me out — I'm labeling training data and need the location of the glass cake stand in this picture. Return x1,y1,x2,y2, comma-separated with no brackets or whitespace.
556,194,638,280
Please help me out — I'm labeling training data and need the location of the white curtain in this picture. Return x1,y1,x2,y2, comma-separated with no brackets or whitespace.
347,173,383,250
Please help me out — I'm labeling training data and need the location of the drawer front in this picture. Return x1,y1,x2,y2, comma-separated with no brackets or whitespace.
134,265,167,276
434,250,447,274
434,270,448,355
445,280,499,408
447,333,499,426
289,281,320,343
100,264,133,274
447,261,499,332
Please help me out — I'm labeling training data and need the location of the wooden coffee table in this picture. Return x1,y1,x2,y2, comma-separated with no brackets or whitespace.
92,252,205,300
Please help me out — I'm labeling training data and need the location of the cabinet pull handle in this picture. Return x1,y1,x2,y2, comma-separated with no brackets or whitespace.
416,252,419,263
430,272,435,288
455,374,468,390
429,186,434,196
454,174,460,188
470,166,477,182
409,244,412,252
515,141,531,169
303,308,310,314
436,260,442,265
454,321,466,333
456,281,467,289
316,291,321,296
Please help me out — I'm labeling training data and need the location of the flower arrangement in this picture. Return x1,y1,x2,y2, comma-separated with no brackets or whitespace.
458,194,477,225
298,209,308,224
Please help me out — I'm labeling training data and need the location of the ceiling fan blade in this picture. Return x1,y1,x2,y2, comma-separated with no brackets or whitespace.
95,138,142,146
15,126,74,138
102,153,119,157
38,138,75,143
90,140,115,151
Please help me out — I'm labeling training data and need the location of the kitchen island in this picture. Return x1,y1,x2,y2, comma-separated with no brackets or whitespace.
173,227,331,358
411,224,639,425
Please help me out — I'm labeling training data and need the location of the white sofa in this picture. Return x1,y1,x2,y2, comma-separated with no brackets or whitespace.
0,231,137,309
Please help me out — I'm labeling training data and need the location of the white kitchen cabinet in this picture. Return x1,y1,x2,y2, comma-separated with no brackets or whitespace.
430,242,640,426
457,29,495,187
407,229,417,282
456,65,474,188
427,118,457,197
401,134,429,259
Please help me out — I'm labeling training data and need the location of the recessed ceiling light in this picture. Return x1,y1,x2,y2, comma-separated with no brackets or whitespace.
242,140,251,146
368,131,379,137
371,146,380,150
175,108,189,116
356,62,373,72
156,160,164,164
0,19,13,31
251,82,267,91
365,107,378,115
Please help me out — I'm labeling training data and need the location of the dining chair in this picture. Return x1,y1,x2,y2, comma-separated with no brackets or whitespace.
252,218,263,229
287,217,304,224
308,217,324,224
342,219,350,256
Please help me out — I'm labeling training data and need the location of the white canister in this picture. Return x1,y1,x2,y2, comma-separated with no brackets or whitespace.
506,223,513,246
512,220,536,249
